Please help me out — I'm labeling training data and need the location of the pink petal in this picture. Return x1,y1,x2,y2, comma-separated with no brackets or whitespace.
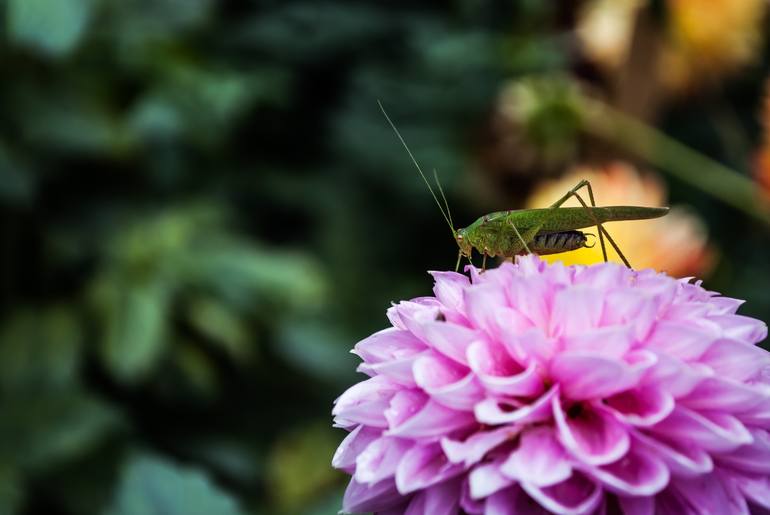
709,314,768,343
468,458,514,499
475,384,558,425
460,478,484,514
404,477,462,515
505,276,551,328
679,377,770,413
549,286,604,337
697,338,770,382
388,299,442,331
498,326,556,366
422,373,485,411
668,475,750,515
333,376,400,428
642,352,711,398
714,429,770,474
386,395,475,439
633,431,713,478
441,426,520,467
342,477,402,514
553,398,630,466
649,406,753,453
358,351,425,386
550,352,641,401
430,271,470,314
419,321,480,365
585,443,669,496
384,390,428,428
468,340,545,397
353,328,426,364
484,486,551,515
708,297,746,315
354,436,413,485
604,386,675,426
413,353,484,410
500,427,572,487
734,473,770,509
645,320,717,361
520,472,603,515
602,289,657,341
559,326,635,359
463,283,509,337
332,425,382,473
617,496,654,515
395,443,464,494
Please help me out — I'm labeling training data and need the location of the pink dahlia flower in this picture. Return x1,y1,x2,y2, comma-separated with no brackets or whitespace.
332,256,770,514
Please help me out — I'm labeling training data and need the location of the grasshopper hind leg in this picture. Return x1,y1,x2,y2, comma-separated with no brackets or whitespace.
570,187,632,268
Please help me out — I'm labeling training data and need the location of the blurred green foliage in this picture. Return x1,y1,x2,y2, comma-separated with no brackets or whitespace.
1,1,770,514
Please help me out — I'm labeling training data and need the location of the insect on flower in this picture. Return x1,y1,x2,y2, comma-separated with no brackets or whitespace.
378,101,670,271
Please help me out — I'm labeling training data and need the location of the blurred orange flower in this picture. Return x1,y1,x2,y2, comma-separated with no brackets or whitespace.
754,80,770,200
577,0,645,70
525,163,715,277
661,0,766,92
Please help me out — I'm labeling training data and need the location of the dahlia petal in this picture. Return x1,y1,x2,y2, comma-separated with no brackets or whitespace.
395,443,464,495
469,458,514,499
697,338,770,382
669,474,750,515
355,436,413,485
680,377,770,413
585,443,669,496
500,427,572,487
617,495,654,515
421,373,485,411
573,260,628,290
475,384,558,425
559,326,634,359
633,431,713,478
419,321,480,365
430,271,470,314
645,320,716,360
550,352,640,401
358,351,424,386
709,314,768,343
387,395,475,438
442,426,520,466
353,328,426,364
332,425,382,473
464,283,509,337
714,429,770,474
520,471,603,515
505,276,551,328
602,289,657,341
498,326,556,366
460,478,485,514
388,299,442,331
649,406,753,452
734,473,770,509
549,286,604,337
643,352,711,398
333,376,400,428
708,297,745,315
413,353,484,410
484,486,551,515
404,477,462,515
553,398,630,466
385,390,428,429
342,477,402,514
468,340,544,397
604,386,675,426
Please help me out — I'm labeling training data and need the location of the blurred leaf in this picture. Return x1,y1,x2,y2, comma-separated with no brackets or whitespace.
0,392,120,471
275,320,356,384
94,277,170,383
0,307,82,391
267,422,343,512
0,144,33,205
0,466,22,515
7,0,95,57
173,341,218,397
186,296,252,359
104,455,246,515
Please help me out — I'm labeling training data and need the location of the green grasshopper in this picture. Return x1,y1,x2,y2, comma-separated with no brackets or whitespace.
378,101,669,271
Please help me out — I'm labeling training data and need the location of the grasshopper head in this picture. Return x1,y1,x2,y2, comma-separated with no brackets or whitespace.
455,228,472,258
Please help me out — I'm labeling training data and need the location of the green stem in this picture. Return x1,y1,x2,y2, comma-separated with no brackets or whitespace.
581,99,770,225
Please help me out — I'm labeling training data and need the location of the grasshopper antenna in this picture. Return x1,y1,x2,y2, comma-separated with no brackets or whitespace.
433,168,453,229
378,100,456,236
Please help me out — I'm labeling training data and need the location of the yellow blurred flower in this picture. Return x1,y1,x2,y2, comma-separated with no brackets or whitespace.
526,163,715,277
660,0,765,91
